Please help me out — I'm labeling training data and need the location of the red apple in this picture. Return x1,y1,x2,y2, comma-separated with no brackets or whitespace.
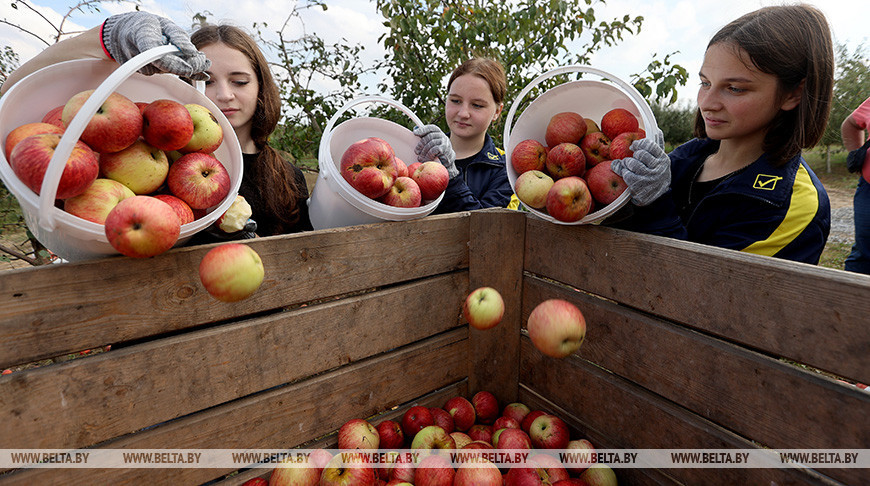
454,459,503,486
182,103,224,154
502,403,531,426
566,438,597,475
61,89,142,153
429,407,455,434
545,112,587,148
199,243,265,302
376,420,405,450
4,122,65,161
444,396,476,432
493,427,531,450
530,453,570,483
338,418,380,450
510,139,547,175
492,416,521,433
520,410,547,435
527,299,586,358
270,449,331,486
553,480,589,486
467,424,493,444
41,105,65,128
514,170,554,210
410,425,455,451
167,152,231,209
340,137,398,199
320,454,376,486
528,413,570,449
410,160,449,201
545,143,586,179
579,132,611,168
578,464,618,486
10,133,99,199
457,440,494,465
609,131,644,160
63,178,135,224
240,479,267,486
389,459,416,483
414,454,454,486
141,99,194,152
545,176,592,223
395,157,409,178
600,108,639,140
450,431,473,450
504,465,548,486
472,391,499,425
463,286,505,330
401,405,435,441
151,194,195,225
99,139,169,195
378,176,422,207
585,160,628,206
104,195,180,258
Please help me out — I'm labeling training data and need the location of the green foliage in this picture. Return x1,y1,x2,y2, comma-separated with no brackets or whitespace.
0,46,21,88
822,42,870,148
651,99,695,146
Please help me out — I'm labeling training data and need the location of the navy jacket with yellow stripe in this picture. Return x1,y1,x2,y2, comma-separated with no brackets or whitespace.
433,133,517,214
613,138,831,265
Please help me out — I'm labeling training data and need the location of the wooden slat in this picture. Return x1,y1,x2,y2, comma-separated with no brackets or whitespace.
519,338,842,486
0,272,468,450
523,217,870,383
467,209,526,404
0,330,471,485
0,213,471,369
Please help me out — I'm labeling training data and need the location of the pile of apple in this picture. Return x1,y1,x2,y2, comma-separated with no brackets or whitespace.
267,390,618,486
4,88,232,258
511,108,645,222
340,137,449,208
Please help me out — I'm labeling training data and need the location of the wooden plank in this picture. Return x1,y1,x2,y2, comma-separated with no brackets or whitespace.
0,213,471,369
0,272,468,450
0,330,471,485
523,217,870,383
519,338,842,486
467,209,526,405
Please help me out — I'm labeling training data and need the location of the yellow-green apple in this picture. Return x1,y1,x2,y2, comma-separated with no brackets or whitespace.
492,416,521,433
63,178,135,224
609,131,644,160
584,117,600,135
376,419,405,450
520,410,548,435
167,152,231,209
141,99,194,152
378,176,422,207
453,459,502,486
181,103,224,154
545,111,587,147
61,89,142,153
410,160,449,201
529,453,570,483
545,176,592,222
566,438,597,475
472,390,499,425
510,139,547,175
153,194,195,225
444,396,476,432
578,464,618,486
463,286,505,330
99,139,169,194
410,425,456,452
515,170,554,210
4,122,65,161
269,448,331,486
10,133,99,199
402,405,435,440
429,407,455,434
199,243,265,302
527,299,586,358
340,137,398,199
414,454,454,486
104,195,180,258
545,143,586,179
337,418,380,450
493,427,530,450
502,402,531,426
395,157,409,178
41,105,65,128
450,431,472,450
217,194,253,232
319,454,376,486
600,107,639,140
585,161,628,206
579,131,611,168
467,424,493,444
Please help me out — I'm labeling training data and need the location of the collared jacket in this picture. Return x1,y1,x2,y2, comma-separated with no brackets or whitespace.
613,138,830,265
434,133,517,214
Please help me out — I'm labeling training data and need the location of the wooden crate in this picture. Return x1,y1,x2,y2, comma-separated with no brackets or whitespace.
0,209,867,485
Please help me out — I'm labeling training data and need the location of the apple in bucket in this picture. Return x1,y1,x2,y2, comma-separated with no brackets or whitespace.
10,132,99,200
340,136,399,199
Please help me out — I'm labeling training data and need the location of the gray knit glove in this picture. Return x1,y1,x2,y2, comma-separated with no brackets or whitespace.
610,129,670,206
102,12,210,80
413,125,459,178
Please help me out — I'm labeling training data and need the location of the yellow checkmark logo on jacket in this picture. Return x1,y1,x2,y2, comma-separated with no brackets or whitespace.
753,174,782,191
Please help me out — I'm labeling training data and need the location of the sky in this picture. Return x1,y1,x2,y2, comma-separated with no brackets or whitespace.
1,0,867,108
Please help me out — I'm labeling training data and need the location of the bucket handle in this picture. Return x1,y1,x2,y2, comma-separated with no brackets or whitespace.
318,95,425,172
38,45,180,231
502,65,659,153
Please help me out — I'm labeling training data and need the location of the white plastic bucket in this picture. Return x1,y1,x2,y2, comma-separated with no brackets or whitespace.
503,65,659,224
308,96,444,230
0,46,243,261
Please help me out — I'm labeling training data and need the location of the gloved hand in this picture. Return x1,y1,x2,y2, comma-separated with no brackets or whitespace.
610,129,670,206
203,218,258,241
413,125,459,178
101,11,210,80
846,139,870,173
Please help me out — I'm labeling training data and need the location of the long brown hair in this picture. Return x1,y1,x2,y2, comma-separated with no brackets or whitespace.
190,24,303,234
693,4,833,166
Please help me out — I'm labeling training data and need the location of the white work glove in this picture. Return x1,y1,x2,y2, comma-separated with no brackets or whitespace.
101,11,210,81
413,125,459,178
610,129,670,206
